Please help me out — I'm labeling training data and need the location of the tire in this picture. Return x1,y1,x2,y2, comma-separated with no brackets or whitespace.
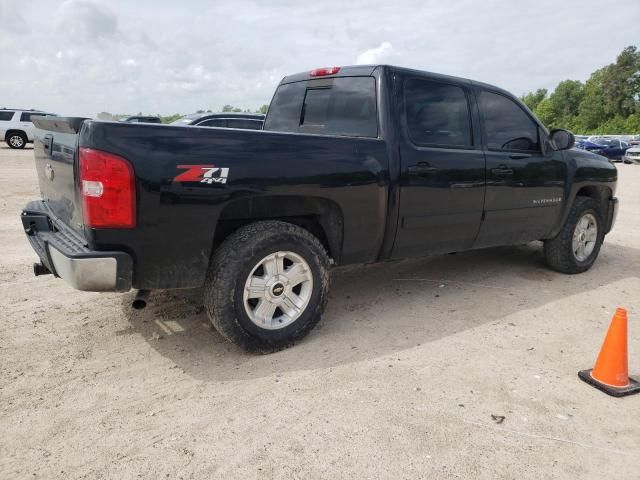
6,132,27,149
204,220,331,352
544,197,605,274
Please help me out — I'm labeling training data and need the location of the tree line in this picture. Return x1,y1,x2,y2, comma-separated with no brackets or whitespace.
521,46,640,134
96,104,269,123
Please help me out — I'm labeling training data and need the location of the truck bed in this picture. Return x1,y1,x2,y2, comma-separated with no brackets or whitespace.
30,119,390,289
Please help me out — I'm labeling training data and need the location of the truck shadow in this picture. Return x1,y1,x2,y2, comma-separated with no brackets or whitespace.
122,241,639,382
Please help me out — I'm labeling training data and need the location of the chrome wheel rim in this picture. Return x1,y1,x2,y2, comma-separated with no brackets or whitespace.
572,213,598,262
243,251,313,330
9,135,24,147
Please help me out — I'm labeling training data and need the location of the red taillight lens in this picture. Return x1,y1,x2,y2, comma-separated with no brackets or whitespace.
79,147,136,228
309,66,341,77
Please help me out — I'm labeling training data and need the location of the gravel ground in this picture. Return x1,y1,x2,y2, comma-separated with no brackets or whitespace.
1,145,639,479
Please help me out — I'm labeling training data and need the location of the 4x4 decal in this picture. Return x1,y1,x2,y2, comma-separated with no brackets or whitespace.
174,165,229,185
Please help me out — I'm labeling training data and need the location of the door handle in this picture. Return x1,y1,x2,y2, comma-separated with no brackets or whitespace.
408,162,438,174
491,165,514,177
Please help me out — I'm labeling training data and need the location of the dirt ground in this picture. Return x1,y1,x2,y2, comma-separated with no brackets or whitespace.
1,145,639,479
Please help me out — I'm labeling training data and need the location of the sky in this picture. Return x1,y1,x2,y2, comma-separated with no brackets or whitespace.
1,0,638,118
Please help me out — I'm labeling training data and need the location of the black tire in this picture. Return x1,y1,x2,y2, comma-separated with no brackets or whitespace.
6,132,27,149
543,197,605,274
204,220,330,352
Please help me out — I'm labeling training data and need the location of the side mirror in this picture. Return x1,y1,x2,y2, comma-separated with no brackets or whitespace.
549,129,575,151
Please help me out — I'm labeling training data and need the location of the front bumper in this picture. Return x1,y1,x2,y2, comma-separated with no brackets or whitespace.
21,201,132,292
623,153,640,164
605,197,618,234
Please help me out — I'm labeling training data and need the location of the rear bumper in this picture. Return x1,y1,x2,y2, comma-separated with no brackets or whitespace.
605,197,618,234
21,201,132,292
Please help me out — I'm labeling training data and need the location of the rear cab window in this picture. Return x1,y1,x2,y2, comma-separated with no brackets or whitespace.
264,76,378,138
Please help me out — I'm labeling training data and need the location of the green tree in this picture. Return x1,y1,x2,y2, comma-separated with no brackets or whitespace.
575,68,607,132
548,80,584,128
601,46,640,118
159,113,183,124
257,104,269,114
534,98,555,127
222,105,234,112
522,88,547,111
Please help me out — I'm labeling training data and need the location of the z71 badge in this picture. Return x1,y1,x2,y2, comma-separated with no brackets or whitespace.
174,165,229,185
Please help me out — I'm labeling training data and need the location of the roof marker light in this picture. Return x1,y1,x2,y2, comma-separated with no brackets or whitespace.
309,66,341,77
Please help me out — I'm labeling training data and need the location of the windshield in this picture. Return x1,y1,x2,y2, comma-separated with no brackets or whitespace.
593,138,612,146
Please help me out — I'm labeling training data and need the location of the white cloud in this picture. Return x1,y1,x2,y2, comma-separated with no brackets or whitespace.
356,42,394,65
0,0,638,118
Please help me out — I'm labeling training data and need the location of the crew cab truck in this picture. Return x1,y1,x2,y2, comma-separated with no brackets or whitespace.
22,65,618,352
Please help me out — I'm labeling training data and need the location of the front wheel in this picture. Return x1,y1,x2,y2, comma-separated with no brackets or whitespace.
7,132,27,149
204,221,330,352
544,197,605,274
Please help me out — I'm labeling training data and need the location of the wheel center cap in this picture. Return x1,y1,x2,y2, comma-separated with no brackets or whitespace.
271,283,285,297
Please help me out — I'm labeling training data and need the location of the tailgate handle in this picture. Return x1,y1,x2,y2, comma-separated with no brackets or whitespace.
43,134,53,153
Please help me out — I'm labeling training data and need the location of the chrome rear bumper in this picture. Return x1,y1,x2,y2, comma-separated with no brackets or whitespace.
21,201,132,292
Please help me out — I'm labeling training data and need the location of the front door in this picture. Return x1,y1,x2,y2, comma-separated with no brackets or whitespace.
392,76,486,258
473,89,567,248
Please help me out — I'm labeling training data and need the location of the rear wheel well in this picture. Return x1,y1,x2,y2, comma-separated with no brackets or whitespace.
211,196,343,264
5,130,27,141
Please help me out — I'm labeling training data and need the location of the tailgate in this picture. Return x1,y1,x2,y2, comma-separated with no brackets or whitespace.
31,117,88,233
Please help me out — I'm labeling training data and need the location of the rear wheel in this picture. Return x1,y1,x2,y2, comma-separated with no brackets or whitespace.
544,197,605,274
204,221,330,352
6,132,27,149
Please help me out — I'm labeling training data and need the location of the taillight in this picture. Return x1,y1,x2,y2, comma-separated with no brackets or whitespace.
309,66,340,77
79,147,136,228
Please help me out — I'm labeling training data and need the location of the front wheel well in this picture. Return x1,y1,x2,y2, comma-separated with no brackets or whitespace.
575,185,611,218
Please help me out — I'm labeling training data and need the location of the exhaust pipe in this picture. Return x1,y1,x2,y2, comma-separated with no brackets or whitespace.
33,262,52,276
132,289,150,310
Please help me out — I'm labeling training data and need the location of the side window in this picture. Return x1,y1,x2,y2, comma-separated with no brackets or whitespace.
227,119,263,130
0,111,16,121
198,119,228,128
20,112,34,122
479,91,540,152
404,79,472,147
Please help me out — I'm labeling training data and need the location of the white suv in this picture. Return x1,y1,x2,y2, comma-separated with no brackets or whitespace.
0,109,54,149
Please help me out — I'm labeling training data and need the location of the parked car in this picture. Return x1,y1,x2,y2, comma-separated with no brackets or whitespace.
0,108,55,149
623,145,640,164
171,112,264,130
22,64,618,352
123,116,162,124
627,135,640,146
590,138,630,161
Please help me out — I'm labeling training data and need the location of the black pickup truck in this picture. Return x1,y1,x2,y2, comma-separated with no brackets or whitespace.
22,65,618,351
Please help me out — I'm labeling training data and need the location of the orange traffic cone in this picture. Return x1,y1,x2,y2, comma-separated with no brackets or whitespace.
579,308,640,397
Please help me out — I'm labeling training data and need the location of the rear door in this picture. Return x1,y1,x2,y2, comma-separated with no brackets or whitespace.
392,75,486,258
473,89,566,247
